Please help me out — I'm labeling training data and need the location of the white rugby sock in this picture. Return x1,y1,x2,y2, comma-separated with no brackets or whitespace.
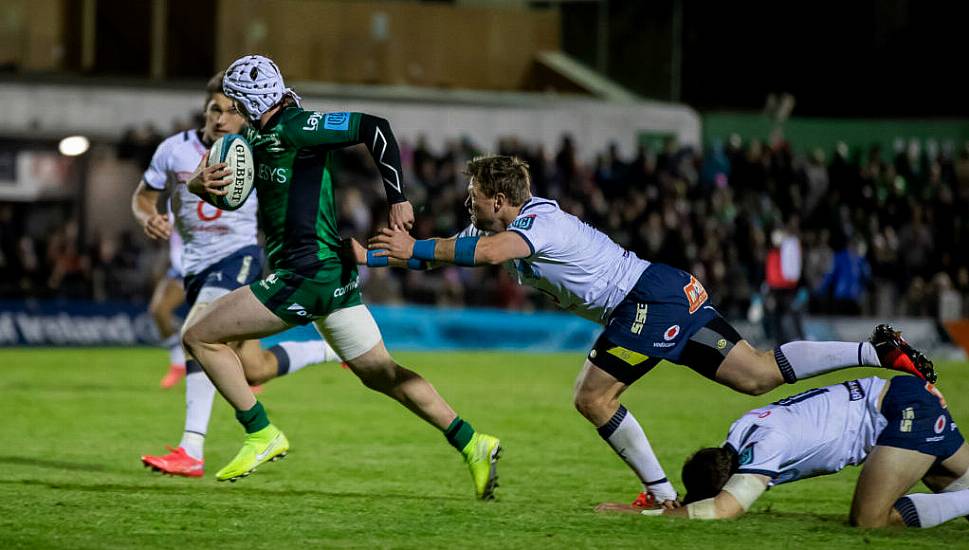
169,344,185,368
179,360,215,460
597,405,677,502
895,490,969,528
270,340,340,377
161,333,186,366
774,341,879,383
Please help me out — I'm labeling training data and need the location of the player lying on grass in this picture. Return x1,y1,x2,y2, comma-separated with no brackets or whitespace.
184,55,501,498
364,154,936,508
132,71,341,478
637,375,969,528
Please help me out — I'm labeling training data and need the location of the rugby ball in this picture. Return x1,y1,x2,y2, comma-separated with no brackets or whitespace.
206,133,255,211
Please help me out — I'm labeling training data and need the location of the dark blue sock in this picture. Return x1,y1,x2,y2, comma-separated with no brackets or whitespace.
269,345,291,377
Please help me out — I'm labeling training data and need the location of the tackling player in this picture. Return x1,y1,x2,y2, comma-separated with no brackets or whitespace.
183,55,501,499
643,375,969,528
365,154,937,507
132,71,340,478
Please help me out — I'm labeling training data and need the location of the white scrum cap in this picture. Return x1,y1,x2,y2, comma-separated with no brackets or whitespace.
222,54,301,122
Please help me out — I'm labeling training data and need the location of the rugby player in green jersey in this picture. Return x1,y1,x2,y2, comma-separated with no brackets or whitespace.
184,54,500,499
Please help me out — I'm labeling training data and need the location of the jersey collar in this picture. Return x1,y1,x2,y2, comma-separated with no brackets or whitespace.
261,105,298,132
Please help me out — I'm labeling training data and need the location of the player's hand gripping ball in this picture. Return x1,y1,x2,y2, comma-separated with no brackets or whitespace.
205,133,255,211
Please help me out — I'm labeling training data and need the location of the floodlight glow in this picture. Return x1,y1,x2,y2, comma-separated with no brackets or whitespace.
59,136,90,157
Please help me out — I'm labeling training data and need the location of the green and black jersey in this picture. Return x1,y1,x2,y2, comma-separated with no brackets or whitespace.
243,106,405,274
243,106,406,323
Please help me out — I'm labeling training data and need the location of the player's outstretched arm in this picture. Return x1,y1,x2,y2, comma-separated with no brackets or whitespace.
131,180,171,240
368,228,530,266
344,237,429,270
654,474,768,520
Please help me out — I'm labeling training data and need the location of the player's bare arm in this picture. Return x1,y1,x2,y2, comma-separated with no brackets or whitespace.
346,237,416,269
664,474,767,520
368,228,531,265
131,180,172,240
186,151,232,198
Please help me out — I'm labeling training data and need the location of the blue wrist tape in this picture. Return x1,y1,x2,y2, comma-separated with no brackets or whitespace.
412,239,436,261
366,249,389,267
407,258,428,270
453,236,479,266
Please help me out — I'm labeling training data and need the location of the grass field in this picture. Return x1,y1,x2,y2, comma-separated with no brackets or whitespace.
1,348,967,548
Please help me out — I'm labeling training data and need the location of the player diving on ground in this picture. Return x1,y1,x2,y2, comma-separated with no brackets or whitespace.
604,375,969,528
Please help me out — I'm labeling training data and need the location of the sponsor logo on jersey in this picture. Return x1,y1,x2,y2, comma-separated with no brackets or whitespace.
259,273,279,290
302,112,323,131
287,303,309,317
682,275,708,314
196,200,223,222
843,380,866,401
925,435,945,442
324,112,350,131
510,214,536,231
258,165,289,184
663,325,680,341
631,303,647,335
935,415,947,434
333,277,359,298
900,407,915,433
652,342,675,348
739,444,754,466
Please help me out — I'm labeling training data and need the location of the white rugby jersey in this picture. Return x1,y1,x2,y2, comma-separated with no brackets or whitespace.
143,130,259,276
460,196,650,323
167,213,183,277
725,377,889,486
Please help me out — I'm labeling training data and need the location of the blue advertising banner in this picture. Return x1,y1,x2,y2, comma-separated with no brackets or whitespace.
0,300,603,352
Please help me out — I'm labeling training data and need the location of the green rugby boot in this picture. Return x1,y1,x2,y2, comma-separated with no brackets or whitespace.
462,433,502,500
215,424,289,482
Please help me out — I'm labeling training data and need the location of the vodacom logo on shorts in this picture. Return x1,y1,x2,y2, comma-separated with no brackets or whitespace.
197,200,223,221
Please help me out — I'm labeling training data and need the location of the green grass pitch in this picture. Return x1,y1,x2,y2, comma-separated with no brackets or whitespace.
0,348,966,548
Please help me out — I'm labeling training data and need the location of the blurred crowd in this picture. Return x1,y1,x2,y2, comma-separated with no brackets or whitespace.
4,129,969,327
348,132,969,327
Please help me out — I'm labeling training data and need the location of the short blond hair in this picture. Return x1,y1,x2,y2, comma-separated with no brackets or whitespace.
203,71,225,111
464,155,531,206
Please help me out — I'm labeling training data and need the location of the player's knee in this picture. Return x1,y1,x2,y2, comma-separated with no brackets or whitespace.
850,507,892,528
148,301,167,321
732,377,774,396
243,366,271,386
573,391,610,421
181,325,204,353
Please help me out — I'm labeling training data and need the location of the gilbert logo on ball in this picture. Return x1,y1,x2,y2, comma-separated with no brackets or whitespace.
207,133,255,211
